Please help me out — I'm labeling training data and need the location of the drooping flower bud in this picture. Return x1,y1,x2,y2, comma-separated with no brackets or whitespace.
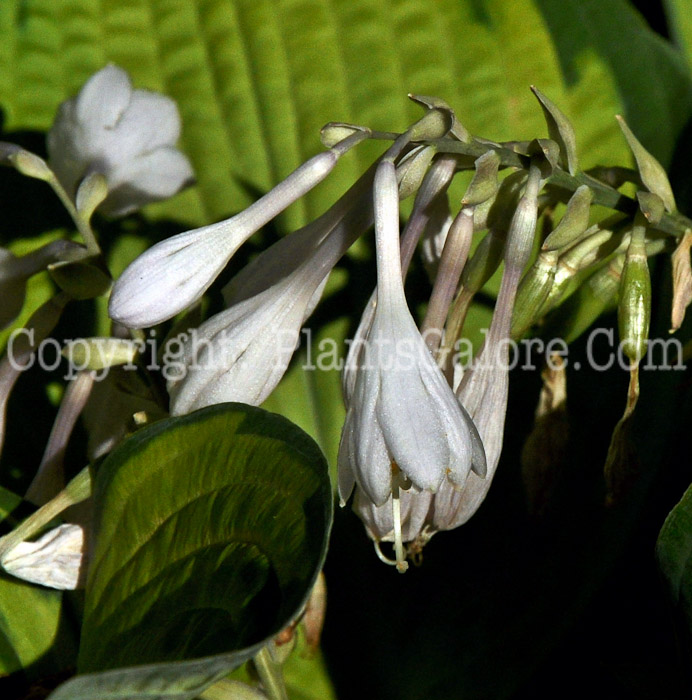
618,221,651,364
109,131,369,329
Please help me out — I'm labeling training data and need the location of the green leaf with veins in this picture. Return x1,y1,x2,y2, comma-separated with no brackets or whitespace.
48,403,332,700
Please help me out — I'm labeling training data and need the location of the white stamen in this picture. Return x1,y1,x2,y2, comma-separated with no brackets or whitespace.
373,540,398,567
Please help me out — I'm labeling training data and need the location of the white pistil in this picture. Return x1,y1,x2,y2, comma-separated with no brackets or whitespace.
392,479,408,573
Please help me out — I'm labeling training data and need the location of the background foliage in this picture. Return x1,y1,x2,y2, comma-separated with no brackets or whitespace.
1,0,692,698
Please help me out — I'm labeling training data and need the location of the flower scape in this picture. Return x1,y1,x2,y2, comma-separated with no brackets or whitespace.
1,65,691,583
1,59,692,700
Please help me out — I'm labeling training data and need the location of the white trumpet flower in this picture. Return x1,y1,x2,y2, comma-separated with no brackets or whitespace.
168,174,374,413
338,160,485,572
109,132,368,329
47,64,193,217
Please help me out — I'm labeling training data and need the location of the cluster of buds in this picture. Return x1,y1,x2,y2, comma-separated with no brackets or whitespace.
1,66,691,582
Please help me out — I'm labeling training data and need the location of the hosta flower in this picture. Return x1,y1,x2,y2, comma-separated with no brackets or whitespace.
168,170,375,413
109,132,367,329
349,163,542,558
47,63,194,217
342,154,458,403
338,160,485,572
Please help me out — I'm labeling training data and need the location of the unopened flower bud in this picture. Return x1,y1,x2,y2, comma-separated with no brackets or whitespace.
406,107,454,142
63,337,139,370
542,185,593,251
636,190,664,225
408,94,471,142
616,115,676,212
531,86,579,174
618,224,651,363
511,249,558,337
319,122,370,148
0,144,54,181
76,172,109,221
396,145,437,200
461,150,501,206
503,163,542,268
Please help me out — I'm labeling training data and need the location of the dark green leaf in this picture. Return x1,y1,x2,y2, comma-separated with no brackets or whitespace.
656,481,692,633
49,403,332,700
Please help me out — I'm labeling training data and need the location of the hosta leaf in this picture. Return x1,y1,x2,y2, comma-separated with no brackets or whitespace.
664,0,692,70
48,403,332,700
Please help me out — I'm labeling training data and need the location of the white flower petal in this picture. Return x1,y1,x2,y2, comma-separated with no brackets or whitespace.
102,147,195,216
1,524,85,590
75,64,132,131
350,370,392,506
341,159,485,541
354,487,432,543
110,92,182,163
